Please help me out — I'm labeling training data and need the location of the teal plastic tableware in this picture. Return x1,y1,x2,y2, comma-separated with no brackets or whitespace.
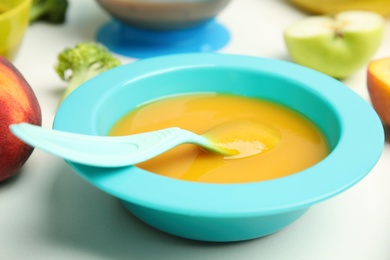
53,53,384,242
9,123,231,167
96,19,230,59
95,0,231,58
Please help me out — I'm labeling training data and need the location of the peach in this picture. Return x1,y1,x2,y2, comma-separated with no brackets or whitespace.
0,56,41,182
367,57,390,126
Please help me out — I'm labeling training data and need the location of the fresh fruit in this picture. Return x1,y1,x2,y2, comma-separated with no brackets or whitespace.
367,57,390,125
0,56,41,182
290,0,390,17
284,11,385,79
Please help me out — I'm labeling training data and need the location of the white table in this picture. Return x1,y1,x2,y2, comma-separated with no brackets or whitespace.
2,1,390,259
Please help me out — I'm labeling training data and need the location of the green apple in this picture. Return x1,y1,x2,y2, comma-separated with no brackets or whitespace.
284,11,385,79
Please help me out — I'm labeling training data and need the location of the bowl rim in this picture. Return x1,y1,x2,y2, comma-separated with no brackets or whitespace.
54,53,384,217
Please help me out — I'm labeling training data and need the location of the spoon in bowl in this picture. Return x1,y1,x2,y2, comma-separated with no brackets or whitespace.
10,121,280,167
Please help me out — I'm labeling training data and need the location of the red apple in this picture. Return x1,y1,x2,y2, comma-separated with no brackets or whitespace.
367,57,390,126
0,56,42,182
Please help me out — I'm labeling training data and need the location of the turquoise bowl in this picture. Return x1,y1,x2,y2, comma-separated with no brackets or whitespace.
53,53,384,242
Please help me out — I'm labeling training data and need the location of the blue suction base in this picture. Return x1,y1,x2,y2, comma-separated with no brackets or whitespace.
96,19,230,59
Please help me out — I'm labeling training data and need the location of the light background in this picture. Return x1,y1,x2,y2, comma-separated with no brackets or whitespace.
1,0,390,259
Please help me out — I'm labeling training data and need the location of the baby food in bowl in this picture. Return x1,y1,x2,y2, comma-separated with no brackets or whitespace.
53,53,383,242
109,93,329,184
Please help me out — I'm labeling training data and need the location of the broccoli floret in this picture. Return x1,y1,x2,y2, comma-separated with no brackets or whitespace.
29,0,69,24
55,42,121,103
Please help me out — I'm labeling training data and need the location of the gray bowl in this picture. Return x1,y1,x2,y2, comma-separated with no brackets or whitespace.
96,0,232,30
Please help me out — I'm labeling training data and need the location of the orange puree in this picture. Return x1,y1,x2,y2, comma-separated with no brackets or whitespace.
108,93,329,184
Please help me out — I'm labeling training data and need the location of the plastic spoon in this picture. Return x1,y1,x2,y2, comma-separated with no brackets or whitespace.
10,121,280,167
9,123,235,167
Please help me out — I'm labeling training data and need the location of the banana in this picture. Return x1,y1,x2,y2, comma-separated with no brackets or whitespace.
290,0,390,17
